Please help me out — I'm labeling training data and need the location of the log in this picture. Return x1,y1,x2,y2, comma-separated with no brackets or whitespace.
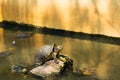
30,55,73,78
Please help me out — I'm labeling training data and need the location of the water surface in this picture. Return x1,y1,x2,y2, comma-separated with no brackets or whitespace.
0,28,120,80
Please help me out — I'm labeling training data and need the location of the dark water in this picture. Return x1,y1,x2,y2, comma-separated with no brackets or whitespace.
0,28,120,80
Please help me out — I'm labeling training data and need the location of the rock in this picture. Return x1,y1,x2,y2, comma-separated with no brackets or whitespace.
30,60,63,77
12,41,16,45
11,65,29,74
30,55,73,78
74,66,96,76
16,32,34,38
0,50,13,58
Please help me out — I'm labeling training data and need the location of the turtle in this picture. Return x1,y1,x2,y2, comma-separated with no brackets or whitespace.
34,43,63,66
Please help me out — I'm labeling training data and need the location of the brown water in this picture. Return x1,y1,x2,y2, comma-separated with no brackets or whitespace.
0,0,120,37
0,27,120,80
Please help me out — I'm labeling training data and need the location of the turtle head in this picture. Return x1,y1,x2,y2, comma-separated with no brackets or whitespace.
52,43,63,53
55,46,63,52
51,44,62,63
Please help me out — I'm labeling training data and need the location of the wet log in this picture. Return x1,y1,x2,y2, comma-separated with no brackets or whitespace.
30,55,73,78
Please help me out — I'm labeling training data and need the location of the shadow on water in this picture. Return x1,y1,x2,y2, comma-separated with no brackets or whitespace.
0,20,120,46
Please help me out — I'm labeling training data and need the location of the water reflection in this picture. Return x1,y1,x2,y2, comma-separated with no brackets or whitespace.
1,28,120,79
0,0,120,37
0,28,5,50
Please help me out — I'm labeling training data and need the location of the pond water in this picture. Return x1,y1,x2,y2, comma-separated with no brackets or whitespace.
0,27,120,80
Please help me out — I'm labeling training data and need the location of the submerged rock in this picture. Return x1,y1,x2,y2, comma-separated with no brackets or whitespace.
0,50,13,58
16,32,34,38
74,66,96,76
30,54,73,78
11,65,29,74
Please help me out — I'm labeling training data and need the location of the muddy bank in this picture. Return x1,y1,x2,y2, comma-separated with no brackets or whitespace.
0,20,120,45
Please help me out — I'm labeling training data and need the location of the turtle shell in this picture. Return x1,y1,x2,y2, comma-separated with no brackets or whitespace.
34,44,55,65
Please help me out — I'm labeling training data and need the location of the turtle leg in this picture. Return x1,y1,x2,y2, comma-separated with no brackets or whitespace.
53,57,58,64
53,45,62,64
34,58,42,66
34,63,42,67
52,52,59,64
34,56,45,66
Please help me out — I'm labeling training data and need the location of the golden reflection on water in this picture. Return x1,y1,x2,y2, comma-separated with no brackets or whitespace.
0,28,5,50
33,34,44,49
94,44,120,79
1,0,120,37
0,29,120,80
96,61,109,79
62,38,71,56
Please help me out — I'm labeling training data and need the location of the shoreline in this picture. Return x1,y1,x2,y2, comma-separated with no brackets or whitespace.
0,20,120,46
